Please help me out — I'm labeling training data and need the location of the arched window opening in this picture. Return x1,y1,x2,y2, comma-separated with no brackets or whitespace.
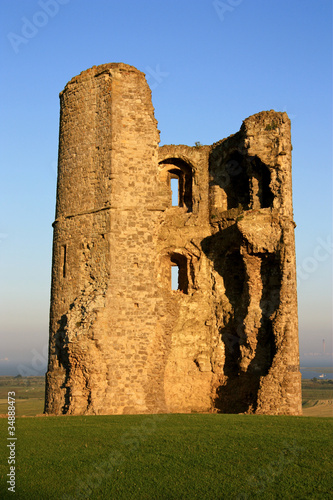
170,253,188,294
159,158,193,212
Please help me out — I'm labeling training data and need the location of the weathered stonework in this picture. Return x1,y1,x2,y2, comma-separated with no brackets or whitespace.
45,63,302,416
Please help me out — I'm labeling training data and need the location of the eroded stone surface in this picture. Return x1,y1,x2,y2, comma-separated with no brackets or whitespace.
45,63,301,416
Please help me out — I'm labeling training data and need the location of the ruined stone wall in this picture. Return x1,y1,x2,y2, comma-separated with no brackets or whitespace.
207,111,301,414
45,63,301,416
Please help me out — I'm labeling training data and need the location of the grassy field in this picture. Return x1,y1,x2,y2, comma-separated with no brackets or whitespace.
1,414,332,499
302,379,333,399
0,376,332,498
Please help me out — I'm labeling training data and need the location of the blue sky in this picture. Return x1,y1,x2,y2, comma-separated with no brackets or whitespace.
0,0,332,374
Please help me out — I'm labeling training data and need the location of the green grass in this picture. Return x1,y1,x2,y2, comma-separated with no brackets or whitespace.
0,376,45,416
0,377,332,497
0,414,332,499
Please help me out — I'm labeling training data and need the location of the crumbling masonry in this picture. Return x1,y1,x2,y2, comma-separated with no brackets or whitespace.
45,63,302,415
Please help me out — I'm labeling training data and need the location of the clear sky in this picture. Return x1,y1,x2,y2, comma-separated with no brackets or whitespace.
0,0,332,375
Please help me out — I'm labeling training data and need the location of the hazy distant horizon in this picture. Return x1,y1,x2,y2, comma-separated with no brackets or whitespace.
1,354,332,377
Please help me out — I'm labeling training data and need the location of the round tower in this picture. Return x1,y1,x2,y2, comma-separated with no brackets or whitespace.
45,63,163,415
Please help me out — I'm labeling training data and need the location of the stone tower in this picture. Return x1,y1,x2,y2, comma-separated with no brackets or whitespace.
45,63,302,415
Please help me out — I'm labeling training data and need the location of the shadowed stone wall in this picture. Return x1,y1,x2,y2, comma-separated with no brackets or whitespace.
45,63,301,416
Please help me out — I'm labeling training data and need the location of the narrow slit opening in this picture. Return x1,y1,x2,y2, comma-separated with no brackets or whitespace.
62,245,67,278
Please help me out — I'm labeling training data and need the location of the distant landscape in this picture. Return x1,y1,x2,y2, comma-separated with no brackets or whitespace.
0,374,332,417
300,365,333,381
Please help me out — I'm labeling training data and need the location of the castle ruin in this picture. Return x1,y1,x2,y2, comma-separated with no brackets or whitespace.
45,63,302,415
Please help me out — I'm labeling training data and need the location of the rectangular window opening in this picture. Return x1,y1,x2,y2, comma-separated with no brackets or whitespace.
171,264,179,290
170,178,179,206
